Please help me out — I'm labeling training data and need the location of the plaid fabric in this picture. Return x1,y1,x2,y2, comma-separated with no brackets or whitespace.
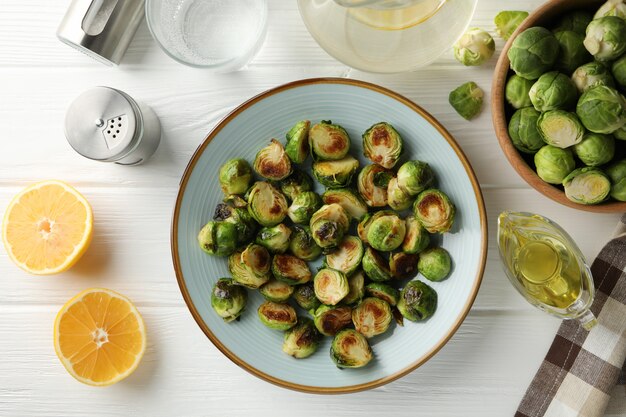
516,215,626,417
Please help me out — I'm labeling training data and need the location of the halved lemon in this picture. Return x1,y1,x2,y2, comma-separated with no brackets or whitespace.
54,288,146,386
2,180,93,275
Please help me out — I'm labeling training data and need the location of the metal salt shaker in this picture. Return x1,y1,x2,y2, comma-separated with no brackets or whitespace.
64,87,161,166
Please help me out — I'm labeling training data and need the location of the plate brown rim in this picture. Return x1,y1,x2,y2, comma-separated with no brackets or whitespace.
170,77,488,394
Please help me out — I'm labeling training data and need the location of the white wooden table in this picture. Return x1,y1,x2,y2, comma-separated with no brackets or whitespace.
0,1,624,416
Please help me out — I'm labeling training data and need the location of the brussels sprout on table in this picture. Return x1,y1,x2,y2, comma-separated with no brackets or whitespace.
390,252,420,280
537,110,585,148
508,107,544,154
257,301,297,330
259,278,295,303
366,212,406,252
322,188,368,221
362,122,403,169
313,268,349,305
272,254,312,286
282,317,321,359
211,278,248,322
418,247,452,282
583,16,626,61
398,280,438,322
213,203,258,246
505,75,534,109
607,159,626,201
357,164,391,207
288,191,322,224
280,169,313,202
554,31,592,75
612,54,626,90
344,271,366,306
453,28,495,66
402,215,430,254
312,156,360,188
449,81,484,120
413,189,455,234
529,72,578,112
576,85,626,134
289,225,322,261
571,61,616,93
293,282,321,310
494,10,529,40
324,236,364,276
365,283,400,307
594,0,626,20
534,145,576,185
310,204,351,252
309,121,351,160
397,160,435,196
253,139,292,181
313,305,353,337
508,27,559,80
574,133,615,167
362,247,392,282
247,181,289,227
330,329,373,369
228,246,271,289
285,120,311,164
198,220,238,257
562,167,612,205
352,297,392,338
219,158,252,196
256,224,291,254
553,10,592,35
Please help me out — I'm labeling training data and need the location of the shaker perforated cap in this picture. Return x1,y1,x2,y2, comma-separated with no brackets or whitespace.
64,87,140,162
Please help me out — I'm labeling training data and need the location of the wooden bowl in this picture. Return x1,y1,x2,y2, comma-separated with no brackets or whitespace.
492,0,626,213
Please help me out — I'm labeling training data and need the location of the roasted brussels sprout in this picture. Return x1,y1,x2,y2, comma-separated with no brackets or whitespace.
365,283,400,307
219,159,252,195
449,81,484,120
213,203,258,246
253,139,292,181
362,122,403,169
607,159,626,201
576,85,626,134
198,221,238,257
495,10,529,40
362,247,392,282
282,317,321,359
211,278,248,322
453,28,495,66
553,10,592,35
223,194,247,208
418,247,452,282
293,282,321,310
508,27,559,80
397,160,435,196
285,120,311,164
402,215,430,254
398,280,438,322
280,169,313,202
390,252,419,280
324,236,364,276
352,297,392,338
289,225,322,261
595,0,626,20
272,254,312,286
562,168,611,205
366,212,406,252
529,72,578,112
554,31,592,75
612,54,626,90
357,212,373,244
322,188,368,221
228,245,271,289
312,156,360,188
357,164,391,207
574,133,615,167
508,107,545,154
344,271,366,305
387,177,413,211
256,224,291,254
259,278,295,303
413,189,456,234
583,16,626,61
313,268,349,305
537,110,585,148
572,61,616,93
309,121,351,160
313,305,353,336
310,204,351,251
505,75,534,109
330,329,373,369
534,145,576,184
288,191,322,224
247,181,289,227
257,301,297,330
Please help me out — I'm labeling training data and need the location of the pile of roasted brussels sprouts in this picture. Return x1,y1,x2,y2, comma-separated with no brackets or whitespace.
199,119,456,368
505,1,626,205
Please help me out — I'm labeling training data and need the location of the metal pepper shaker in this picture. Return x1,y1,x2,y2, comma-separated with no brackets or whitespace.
64,87,161,166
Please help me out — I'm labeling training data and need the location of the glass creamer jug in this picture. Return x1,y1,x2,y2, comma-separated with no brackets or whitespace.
298,0,477,73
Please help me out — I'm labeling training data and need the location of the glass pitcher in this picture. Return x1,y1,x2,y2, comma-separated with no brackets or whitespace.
298,0,477,73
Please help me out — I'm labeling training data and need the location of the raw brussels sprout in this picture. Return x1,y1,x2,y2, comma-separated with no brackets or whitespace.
398,280,438,322
583,17,626,61
312,156,360,188
612,54,626,90
534,145,576,184
553,11,592,35
257,301,297,330
259,278,294,303
228,245,271,289
280,169,313,202
505,75,534,109
289,225,322,261
247,181,289,227
554,31,592,75
366,212,406,252
213,203,258,246
607,159,626,200
615,125,626,140
253,139,292,181
219,159,252,195
529,72,578,111
211,278,248,322
365,283,400,307
453,28,495,66
272,254,312,286
387,177,413,211
390,252,420,280
595,0,626,20
357,164,391,207
495,10,529,40
508,27,559,80
537,110,585,148
362,247,392,282
282,317,320,359
562,167,611,205
198,221,238,257
418,247,452,282
285,120,311,164
313,305,353,336
402,215,430,254
256,224,291,254
322,188,368,221
293,283,321,310
396,160,435,196
576,85,626,134
330,329,373,369
413,189,456,234
309,121,351,160
344,271,366,305
310,204,351,251
287,191,322,224
313,268,349,305
324,236,364,276
352,297,392,338
508,107,545,154
574,133,615,166
362,122,403,169
449,81,484,120
572,61,616,93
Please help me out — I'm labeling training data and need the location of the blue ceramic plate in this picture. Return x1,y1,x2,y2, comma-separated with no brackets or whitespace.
172,78,487,393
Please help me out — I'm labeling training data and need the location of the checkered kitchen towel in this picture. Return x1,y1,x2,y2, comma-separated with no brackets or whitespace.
515,215,626,417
